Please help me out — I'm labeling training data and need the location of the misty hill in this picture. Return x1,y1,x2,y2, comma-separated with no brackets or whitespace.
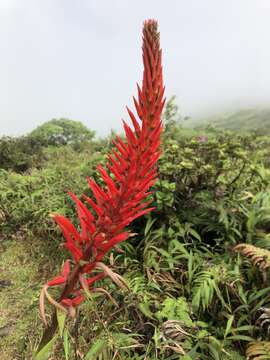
186,109,270,133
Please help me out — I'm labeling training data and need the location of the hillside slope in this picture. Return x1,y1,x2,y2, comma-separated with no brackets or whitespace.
187,109,270,132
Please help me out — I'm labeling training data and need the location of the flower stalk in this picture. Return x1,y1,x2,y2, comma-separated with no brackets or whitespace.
37,19,165,351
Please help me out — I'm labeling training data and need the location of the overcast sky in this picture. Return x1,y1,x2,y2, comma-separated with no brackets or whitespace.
1,0,270,137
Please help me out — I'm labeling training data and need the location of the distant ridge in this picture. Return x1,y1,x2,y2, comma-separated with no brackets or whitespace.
186,109,270,133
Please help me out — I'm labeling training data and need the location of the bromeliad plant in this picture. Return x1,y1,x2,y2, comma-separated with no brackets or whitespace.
38,19,165,350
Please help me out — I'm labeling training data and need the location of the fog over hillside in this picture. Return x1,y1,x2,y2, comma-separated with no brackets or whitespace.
184,108,270,132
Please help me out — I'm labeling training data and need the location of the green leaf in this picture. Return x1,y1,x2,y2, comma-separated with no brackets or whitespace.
144,217,156,236
57,308,67,338
249,286,270,303
63,329,70,360
192,288,201,311
84,338,107,360
138,302,154,319
224,315,234,339
226,335,254,341
233,325,254,332
34,336,57,360
189,228,201,242
205,343,220,360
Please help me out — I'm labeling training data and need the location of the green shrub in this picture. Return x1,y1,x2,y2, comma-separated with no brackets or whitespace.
29,118,95,147
0,135,44,172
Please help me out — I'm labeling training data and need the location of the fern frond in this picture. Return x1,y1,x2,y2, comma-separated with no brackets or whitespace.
161,319,192,343
246,341,270,359
128,273,147,294
234,244,270,271
192,264,234,311
220,349,246,359
256,307,270,336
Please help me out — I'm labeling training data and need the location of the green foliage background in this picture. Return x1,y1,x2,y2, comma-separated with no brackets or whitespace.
1,107,270,359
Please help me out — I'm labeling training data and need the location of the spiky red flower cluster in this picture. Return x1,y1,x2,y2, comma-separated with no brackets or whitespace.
41,19,165,317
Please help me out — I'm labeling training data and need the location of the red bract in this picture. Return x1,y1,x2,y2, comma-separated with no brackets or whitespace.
47,260,70,287
40,19,165,325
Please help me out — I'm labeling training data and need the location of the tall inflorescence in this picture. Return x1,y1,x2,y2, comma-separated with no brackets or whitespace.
40,19,165,331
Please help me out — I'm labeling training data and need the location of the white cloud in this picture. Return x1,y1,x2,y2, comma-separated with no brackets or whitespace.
1,0,269,136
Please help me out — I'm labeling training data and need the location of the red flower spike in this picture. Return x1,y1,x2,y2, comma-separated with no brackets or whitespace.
64,243,83,263
126,106,140,137
112,138,128,159
68,192,95,223
60,299,72,307
100,232,129,253
53,215,80,243
47,260,70,287
85,273,105,286
71,296,84,306
97,165,119,197
107,163,123,183
61,295,84,308
68,192,96,241
41,19,165,327
47,276,66,287
83,195,103,217
81,263,96,274
62,260,70,278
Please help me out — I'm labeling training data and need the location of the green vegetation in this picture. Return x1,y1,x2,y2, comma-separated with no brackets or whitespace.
0,119,96,173
0,135,44,172
29,118,95,147
1,107,270,359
